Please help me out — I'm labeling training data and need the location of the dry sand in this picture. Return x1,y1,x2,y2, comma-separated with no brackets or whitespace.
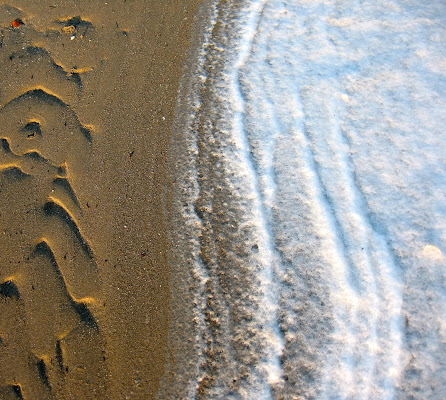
0,0,204,398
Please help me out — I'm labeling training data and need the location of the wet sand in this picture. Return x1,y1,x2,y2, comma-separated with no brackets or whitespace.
0,0,203,398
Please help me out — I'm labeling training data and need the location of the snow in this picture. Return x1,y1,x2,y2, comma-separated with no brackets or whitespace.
159,0,446,399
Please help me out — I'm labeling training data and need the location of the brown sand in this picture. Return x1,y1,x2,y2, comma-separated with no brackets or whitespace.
0,1,204,398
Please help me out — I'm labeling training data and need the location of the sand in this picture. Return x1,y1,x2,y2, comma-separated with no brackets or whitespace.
0,0,204,399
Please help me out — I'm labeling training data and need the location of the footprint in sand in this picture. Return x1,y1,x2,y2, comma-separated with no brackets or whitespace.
0,11,107,400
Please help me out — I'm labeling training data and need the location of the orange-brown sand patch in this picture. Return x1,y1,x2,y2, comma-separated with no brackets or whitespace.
0,1,204,398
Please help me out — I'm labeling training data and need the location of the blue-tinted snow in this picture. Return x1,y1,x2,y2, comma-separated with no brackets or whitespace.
159,1,446,399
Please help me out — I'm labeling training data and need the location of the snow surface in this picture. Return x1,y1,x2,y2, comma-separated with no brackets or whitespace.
158,0,446,399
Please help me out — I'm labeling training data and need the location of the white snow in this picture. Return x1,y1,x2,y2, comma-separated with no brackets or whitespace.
159,0,446,399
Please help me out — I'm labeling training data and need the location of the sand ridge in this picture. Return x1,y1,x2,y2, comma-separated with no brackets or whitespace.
0,1,204,398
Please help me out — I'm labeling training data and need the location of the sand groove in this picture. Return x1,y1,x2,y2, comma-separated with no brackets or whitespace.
2,45,84,107
0,11,106,399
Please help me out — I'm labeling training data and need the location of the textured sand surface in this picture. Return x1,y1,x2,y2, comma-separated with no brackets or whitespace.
0,1,203,398
3,1,445,399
